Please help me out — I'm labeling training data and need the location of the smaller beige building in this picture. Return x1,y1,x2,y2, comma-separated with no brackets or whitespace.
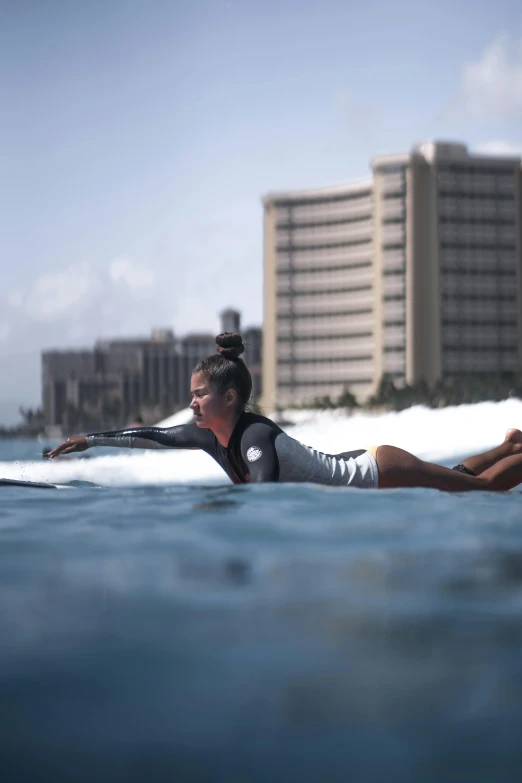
261,141,522,411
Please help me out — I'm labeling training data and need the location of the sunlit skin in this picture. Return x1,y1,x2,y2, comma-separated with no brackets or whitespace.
189,371,241,446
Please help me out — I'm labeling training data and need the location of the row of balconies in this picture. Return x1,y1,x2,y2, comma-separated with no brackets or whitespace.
380,199,405,221
381,249,406,270
442,326,518,349
381,223,405,244
276,222,372,247
276,246,372,270
383,326,406,347
439,225,517,243
444,354,519,371
440,266,517,278
277,291,374,315
277,337,375,360
277,381,375,406
277,361,375,383
438,198,515,216
441,302,518,318
383,353,406,373
277,322,404,345
275,241,515,275
277,312,374,337
383,276,405,297
380,172,405,194
277,267,373,294
383,301,406,321
437,173,516,191
439,250,517,267
439,278,516,295
277,196,372,225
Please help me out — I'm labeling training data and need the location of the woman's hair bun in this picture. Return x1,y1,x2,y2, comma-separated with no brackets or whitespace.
216,332,244,360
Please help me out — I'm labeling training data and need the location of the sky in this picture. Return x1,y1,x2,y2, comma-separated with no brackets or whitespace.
1,0,521,424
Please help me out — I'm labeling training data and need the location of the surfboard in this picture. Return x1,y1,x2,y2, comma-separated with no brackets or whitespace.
0,478,59,489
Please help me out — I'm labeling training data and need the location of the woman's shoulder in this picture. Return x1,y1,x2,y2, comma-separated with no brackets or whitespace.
242,411,283,433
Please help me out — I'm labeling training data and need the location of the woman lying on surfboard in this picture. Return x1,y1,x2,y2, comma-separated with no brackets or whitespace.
49,332,522,491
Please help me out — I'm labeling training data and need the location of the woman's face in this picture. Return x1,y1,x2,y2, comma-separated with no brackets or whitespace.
190,372,237,428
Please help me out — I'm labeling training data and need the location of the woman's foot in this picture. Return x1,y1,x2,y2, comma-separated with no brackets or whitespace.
505,428,522,452
451,429,522,479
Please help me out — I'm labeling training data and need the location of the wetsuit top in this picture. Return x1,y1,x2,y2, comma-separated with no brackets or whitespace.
86,412,378,487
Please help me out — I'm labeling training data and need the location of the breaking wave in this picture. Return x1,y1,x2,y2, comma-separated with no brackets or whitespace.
2,399,522,487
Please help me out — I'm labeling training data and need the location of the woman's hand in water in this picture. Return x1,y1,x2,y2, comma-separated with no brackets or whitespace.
47,435,89,458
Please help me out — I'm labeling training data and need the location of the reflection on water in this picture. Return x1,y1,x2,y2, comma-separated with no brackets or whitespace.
191,484,243,514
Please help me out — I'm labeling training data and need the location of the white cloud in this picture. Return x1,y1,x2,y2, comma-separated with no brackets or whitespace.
1,256,170,362
460,35,522,119
6,258,159,328
108,257,156,291
474,139,522,156
19,261,98,323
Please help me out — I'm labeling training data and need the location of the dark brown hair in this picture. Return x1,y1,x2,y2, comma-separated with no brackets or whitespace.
193,333,252,411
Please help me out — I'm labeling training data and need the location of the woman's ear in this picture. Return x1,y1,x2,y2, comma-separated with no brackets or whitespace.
225,388,238,408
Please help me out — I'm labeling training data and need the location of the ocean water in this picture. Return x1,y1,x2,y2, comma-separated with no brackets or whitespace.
2,401,522,782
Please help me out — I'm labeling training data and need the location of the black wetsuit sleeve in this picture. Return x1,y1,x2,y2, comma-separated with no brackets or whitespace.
86,421,212,451
239,422,280,483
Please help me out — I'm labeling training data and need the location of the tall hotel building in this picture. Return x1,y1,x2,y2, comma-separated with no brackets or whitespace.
261,141,522,409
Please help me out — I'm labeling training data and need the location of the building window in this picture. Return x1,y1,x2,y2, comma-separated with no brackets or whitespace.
383,192,405,200
440,242,515,251
383,269,405,277
439,216,514,226
382,243,405,251
382,217,404,225
442,319,517,327
439,190,514,201
441,293,516,302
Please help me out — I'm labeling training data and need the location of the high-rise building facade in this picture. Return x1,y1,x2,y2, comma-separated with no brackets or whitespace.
261,141,522,410
262,180,375,409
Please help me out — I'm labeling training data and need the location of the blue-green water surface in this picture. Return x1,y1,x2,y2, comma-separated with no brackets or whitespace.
1,439,522,781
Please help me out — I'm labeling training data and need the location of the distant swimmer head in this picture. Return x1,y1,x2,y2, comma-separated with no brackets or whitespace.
190,332,252,427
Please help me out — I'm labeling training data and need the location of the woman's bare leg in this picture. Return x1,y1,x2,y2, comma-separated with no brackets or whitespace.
457,428,522,476
376,445,522,492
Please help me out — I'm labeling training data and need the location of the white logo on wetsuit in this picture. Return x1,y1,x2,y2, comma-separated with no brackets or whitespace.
247,446,263,462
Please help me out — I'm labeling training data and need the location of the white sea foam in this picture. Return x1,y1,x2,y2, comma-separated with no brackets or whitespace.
2,399,522,487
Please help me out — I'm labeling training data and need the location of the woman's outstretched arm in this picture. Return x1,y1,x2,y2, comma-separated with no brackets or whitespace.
48,421,209,458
